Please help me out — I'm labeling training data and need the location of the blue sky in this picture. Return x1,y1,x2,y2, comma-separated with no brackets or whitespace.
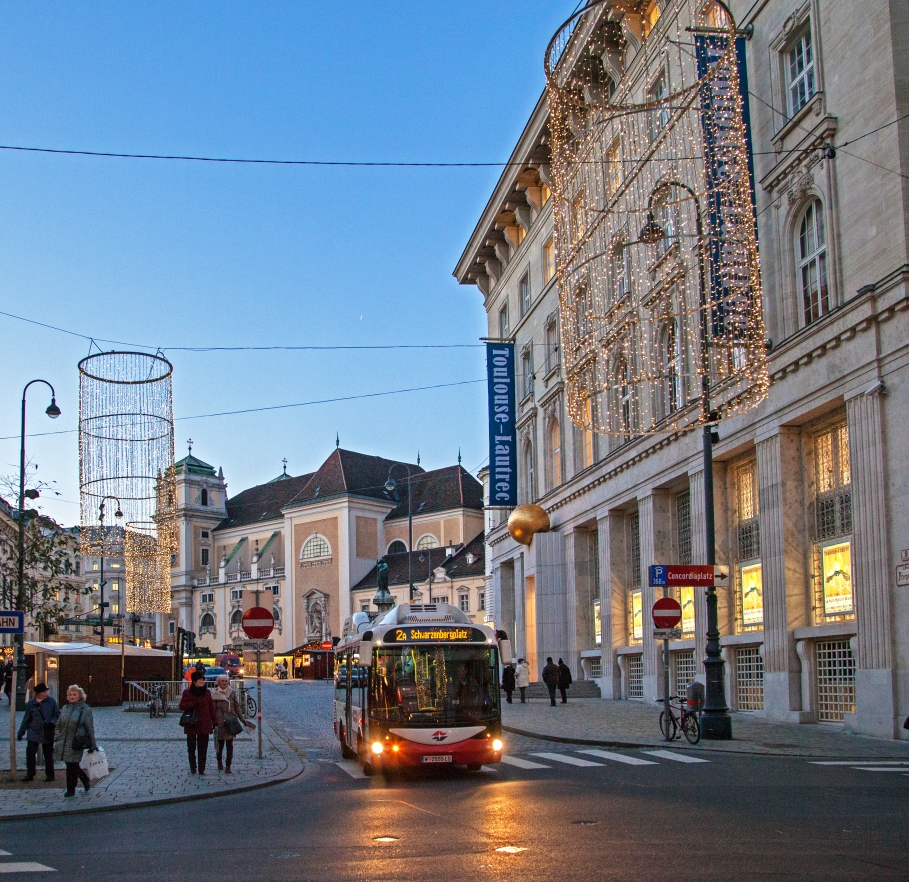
0,2,575,525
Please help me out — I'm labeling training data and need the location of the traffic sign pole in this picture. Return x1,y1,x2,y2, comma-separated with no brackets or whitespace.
257,647,263,760
651,597,683,743
241,606,273,762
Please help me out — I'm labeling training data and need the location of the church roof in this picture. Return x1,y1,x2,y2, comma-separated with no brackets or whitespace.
174,454,216,476
384,465,483,521
353,536,485,590
214,472,315,531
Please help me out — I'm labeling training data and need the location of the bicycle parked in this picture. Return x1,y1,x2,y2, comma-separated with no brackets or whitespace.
148,684,168,718
658,694,701,744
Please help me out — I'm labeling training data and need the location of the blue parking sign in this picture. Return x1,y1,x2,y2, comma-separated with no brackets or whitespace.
649,565,667,588
0,611,24,633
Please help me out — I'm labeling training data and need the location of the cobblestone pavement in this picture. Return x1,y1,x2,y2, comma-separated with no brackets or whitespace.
501,697,909,758
0,685,303,819
256,678,341,763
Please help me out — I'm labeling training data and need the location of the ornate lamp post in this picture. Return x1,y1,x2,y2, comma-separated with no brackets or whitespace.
385,464,415,600
15,380,60,709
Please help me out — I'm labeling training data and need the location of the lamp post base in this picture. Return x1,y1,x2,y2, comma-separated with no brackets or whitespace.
700,711,732,740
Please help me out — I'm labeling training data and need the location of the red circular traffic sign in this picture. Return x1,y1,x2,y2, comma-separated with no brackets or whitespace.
652,597,682,629
241,606,274,639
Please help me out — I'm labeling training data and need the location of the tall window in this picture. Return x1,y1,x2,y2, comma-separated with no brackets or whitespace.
201,548,210,567
799,200,828,324
545,320,560,373
548,417,562,490
498,302,510,339
643,1,661,37
606,138,622,198
787,29,815,117
611,240,631,302
520,272,531,316
662,320,682,418
628,512,642,642
648,72,669,139
676,490,692,565
522,440,535,503
301,534,331,560
574,284,591,339
735,461,763,630
578,393,594,470
615,355,635,440
200,488,208,506
521,348,534,399
571,191,586,244
543,237,555,284
541,182,551,206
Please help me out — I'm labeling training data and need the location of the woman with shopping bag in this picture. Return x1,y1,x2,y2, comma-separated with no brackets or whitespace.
211,674,247,774
54,684,98,797
179,670,216,775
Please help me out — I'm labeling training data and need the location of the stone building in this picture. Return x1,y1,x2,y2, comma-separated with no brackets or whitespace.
456,0,909,738
168,446,485,656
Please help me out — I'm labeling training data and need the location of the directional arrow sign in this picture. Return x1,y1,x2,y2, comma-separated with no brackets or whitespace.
650,565,716,587
241,607,274,639
652,597,683,629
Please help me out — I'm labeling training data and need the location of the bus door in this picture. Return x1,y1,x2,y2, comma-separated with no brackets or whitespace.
344,650,354,745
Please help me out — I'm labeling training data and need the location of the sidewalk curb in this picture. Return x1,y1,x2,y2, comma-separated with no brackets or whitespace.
0,719,304,823
501,724,909,759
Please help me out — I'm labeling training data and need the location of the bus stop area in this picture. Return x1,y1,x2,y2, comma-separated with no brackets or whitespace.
500,697,909,759
0,700,303,819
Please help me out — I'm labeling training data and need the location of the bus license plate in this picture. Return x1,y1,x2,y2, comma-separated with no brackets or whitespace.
420,755,453,764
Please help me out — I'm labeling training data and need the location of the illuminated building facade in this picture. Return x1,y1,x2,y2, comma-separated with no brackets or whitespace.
456,0,909,738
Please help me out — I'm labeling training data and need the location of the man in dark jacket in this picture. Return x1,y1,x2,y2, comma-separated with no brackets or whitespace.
557,658,573,704
501,662,516,704
2,660,12,703
16,683,61,781
541,657,559,706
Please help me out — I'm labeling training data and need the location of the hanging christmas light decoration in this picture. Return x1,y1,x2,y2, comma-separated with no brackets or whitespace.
79,351,177,613
544,0,768,440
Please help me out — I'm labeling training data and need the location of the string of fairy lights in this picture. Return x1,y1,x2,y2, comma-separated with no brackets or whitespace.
544,0,768,439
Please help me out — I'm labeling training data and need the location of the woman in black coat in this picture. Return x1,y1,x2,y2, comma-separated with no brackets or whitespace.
501,663,516,704
179,671,216,775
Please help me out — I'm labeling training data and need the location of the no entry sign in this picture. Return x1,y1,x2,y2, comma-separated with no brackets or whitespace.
652,597,683,629
241,606,274,639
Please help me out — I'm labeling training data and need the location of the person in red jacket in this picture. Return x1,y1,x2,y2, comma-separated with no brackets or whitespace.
179,670,216,775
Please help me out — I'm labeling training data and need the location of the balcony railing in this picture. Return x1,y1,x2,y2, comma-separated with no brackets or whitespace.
226,573,238,583
258,567,285,579
239,571,251,581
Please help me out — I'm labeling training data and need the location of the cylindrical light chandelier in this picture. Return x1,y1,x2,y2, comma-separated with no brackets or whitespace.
78,351,177,613
544,0,768,440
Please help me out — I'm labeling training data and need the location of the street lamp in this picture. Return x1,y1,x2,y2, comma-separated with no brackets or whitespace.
15,380,60,710
418,549,434,603
385,464,415,601
96,496,123,648
640,181,732,740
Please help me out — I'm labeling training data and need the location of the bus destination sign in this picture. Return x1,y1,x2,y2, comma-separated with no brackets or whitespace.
388,627,488,644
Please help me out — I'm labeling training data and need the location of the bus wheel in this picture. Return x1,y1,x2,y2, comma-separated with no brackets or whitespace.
339,728,356,759
466,763,482,772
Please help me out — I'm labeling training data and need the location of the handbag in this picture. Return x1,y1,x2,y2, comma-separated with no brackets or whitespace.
225,715,243,737
71,707,89,751
179,708,198,728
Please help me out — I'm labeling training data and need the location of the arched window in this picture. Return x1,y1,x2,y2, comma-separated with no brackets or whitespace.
200,612,215,631
799,199,828,324
273,606,281,624
387,540,407,555
200,488,208,506
230,608,243,626
522,440,535,503
301,534,331,560
548,417,562,489
416,535,438,551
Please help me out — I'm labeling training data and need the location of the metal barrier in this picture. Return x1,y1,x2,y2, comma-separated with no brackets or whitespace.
125,680,252,711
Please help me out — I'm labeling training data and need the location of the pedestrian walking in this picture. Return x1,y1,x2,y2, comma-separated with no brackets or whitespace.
515,658,530,703
54,684,97,797
17,682,60,781
2,660,12,703
211,675,247,774
541,657,559,706
501,661,516,704
557,658,573,704
179,670,216,775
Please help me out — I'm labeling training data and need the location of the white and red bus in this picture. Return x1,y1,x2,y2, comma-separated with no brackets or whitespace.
334,603,508,775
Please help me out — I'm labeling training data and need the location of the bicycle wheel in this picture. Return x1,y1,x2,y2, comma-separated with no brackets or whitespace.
682,712,701,745
246,693,257,716
659,711,677,740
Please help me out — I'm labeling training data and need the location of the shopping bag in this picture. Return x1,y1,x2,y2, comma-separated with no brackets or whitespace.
80,746,109,782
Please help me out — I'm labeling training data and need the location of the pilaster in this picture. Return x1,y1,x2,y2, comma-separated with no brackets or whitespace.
638,490,673,703
598,511,626,699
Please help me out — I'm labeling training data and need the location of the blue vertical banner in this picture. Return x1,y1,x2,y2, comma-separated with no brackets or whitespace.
486,342,517,507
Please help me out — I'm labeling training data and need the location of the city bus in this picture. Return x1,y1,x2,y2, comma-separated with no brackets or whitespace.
334,603,509,775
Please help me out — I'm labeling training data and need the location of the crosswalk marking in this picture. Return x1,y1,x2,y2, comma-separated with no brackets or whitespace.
530,752,604,768
334,761,367,779
643,750,710,764
499,755,551,770
577,750,657,766
0,854,10,858
0,864,56,874
810,760,909,766
853,767,909,773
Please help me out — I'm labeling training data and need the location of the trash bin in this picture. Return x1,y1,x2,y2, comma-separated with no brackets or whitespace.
685,681,705,712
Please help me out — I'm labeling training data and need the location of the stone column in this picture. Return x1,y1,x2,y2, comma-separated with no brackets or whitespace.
598,511,626,699
638,491,673,704
846,388,896,738
534,531,568,669
756,428,810,721
494,561,516,653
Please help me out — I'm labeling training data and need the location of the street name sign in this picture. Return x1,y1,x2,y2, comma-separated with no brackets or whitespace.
243,639,274,651
651,598,683,629
0,611,24,634
241,607,274,639
649,565,722,587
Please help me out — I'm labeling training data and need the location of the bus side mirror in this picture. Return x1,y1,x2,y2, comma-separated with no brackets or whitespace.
498,639,513,665
360,640,373,659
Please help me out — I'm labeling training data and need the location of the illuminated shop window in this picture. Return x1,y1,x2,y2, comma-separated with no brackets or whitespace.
820,539,853,617
593,600,601,645
739,562,764,627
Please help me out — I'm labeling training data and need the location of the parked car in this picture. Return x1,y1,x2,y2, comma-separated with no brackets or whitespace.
335,665,368,688
215,653,243,679
203,666,229,684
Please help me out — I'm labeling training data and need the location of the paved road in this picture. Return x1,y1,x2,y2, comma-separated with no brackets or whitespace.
1,681,906,880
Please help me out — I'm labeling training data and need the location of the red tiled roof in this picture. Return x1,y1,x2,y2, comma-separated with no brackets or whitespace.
385,465,483,521
214,473,314,531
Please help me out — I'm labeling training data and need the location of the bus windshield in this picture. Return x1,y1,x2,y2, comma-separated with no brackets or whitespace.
371,644,500,726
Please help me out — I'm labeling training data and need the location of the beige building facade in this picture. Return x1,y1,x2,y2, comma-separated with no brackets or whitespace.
457,0,909,739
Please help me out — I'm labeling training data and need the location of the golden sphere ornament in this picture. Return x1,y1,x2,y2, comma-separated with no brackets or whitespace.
508,504,551,546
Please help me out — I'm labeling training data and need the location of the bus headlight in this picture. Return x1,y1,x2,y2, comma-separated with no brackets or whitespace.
492,739,503,752
371,741,384,755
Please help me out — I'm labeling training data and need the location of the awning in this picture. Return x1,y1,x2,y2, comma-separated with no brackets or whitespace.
25,641,174,657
